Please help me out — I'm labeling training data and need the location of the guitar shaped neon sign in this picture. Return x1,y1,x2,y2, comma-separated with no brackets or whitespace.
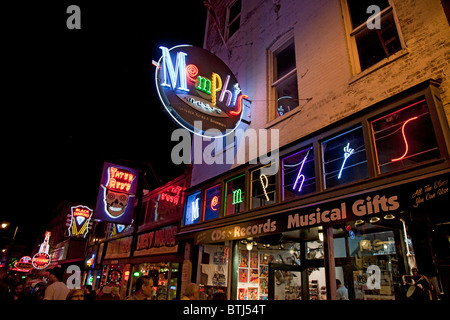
32,231,52,269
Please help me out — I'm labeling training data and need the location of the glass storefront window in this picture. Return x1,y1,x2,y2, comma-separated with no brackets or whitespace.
282,146,316,201
371,98,440,174
224,174,246,215
321,126,369,188
129,262,179,300
183,190,201,226
332,216,416,300
204,184,221,221
199,244,230,300
250,165,276,209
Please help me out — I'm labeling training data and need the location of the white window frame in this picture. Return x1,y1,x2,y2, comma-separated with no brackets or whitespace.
340,0,407,78
225,0,242,41
267,31,299,123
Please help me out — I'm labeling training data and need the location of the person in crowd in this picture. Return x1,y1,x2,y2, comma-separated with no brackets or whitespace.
181,283,200,300
402,267,430,300
336,279,349,300
111,286,121,300
43,267,69,300
83,285,96,301
126,276,153,300
96,285,115,300
8,282,25,300
212,288,227,300
0,268,9,300
66,288,85,300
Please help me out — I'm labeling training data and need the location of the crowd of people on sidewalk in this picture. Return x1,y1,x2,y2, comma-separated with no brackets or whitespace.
0,266,122,301
1,266,223,301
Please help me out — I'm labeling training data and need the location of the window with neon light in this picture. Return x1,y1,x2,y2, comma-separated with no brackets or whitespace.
204,184,221,221
270,38,299,119
141,182,185,226
183,190,201,226
282,146,316,201
250,165,276,209
322,126,368,188
370,98,440,174
224,174,246,215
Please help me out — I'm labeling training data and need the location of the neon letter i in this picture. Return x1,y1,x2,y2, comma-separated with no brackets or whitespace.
338,143,354,179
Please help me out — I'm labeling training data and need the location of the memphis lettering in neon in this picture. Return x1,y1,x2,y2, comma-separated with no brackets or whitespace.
158,46,247,116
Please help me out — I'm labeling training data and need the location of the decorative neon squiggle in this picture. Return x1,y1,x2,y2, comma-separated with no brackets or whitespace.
338,143,354,179
186,64,198,83
230,94,247,116
211,196,219,211
260,174,270,201
391,116,418,162
292,149,310,192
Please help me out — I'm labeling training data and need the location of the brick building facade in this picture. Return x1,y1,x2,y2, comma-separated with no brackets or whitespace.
178,0,450,300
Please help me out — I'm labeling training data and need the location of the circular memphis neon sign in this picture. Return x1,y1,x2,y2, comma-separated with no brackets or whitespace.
155,45,248,138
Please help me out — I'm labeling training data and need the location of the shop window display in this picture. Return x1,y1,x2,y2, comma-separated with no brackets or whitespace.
200,244,229,299
370,98,440,174
282,146,316,201
332,217,418,300
129,262,179,300
322,126,369,188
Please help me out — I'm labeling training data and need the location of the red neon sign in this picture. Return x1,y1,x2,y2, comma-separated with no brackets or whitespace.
186,64,199,83
107,167,135,192
391,116,418,162
160,185,183,206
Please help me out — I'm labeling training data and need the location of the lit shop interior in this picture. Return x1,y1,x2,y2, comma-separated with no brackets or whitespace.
197,208,446,301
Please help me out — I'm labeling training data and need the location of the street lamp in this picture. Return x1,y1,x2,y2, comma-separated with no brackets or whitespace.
1,222,19,270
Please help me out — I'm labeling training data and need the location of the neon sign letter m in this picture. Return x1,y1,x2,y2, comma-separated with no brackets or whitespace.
159,46,189,92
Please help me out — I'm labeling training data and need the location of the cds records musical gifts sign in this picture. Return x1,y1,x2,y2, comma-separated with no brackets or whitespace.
154,45,249,137
93,162,139,224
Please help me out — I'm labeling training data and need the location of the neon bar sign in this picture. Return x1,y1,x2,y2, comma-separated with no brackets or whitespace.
93,162,139,225
155,45,249,138
68,205,93,238
32,232,51,270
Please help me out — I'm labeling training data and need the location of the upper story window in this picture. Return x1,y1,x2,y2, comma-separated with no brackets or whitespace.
225,0,242,40
269,36,299,120
370,98,440,174
343,0,404,73
139,182,184,226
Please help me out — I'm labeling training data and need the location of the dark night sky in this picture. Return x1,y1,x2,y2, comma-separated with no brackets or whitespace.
2,1,206,249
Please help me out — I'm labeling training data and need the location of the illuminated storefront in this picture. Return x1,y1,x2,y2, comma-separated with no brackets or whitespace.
92,174,188,299
178,82,450,300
